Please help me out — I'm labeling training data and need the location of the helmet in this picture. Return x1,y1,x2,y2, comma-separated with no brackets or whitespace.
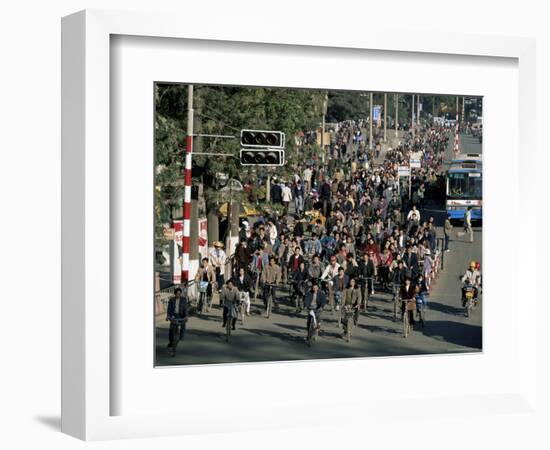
469,261,476,269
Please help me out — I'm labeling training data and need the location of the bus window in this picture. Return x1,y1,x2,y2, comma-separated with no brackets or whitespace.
448,172,482,199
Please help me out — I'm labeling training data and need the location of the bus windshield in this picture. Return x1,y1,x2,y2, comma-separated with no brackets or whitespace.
447,172,482,199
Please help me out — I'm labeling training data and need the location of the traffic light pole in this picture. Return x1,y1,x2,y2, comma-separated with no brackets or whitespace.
182,84,193,283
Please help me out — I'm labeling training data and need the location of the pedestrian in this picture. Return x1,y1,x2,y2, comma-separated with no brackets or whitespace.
166,286,189,356
270,177,282,204
464,206,474,243
281,182,293,215
293,180,305,216
444,214,453,252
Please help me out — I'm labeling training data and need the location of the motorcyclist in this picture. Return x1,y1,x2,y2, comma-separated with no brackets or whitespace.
461,260,481,306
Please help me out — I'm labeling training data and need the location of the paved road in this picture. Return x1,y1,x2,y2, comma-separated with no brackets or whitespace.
155,130,482,366
458,132,482,155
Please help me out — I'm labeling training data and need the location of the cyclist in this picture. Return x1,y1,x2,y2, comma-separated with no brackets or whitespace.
304,281,328,335
399,277,416,326
307,254,323,280
288,246,305,281
220,279,240,331
332,266,349,311
261,256,282,311
321,255,341,309
305,232,322,260
358,251,377,301
342,277,362,328
292,261,309,312
390,259,407,300
166,286,189,356
194,257,216,303
233,267,253,316
461,260,481,306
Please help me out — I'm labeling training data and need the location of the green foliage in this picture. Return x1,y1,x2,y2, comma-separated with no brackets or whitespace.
155,83,326,227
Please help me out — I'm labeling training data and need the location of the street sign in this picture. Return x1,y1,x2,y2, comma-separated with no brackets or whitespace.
410,159,421,168
398,166,410,177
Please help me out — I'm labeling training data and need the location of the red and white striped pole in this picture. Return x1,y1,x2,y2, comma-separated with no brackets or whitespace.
454,95,459,155
182,85,194,282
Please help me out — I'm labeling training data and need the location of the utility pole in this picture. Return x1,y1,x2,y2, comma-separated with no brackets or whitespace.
395,94,399,138
266,172,271,202
182,84,193,283
369,92,373,151
321,92,328,163
417,94,421,127
383,93,387,143
460,97,465,129
411,94,415,135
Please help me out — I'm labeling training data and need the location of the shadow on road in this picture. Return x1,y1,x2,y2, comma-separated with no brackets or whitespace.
421,320,482,349
426,301,465,316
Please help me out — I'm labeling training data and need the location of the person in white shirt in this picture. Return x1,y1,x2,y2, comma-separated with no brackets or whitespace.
209,241,227,292
266,220,277,246
321,255,341,310
464,206,473,243
303,166,313,193
407,205,421,223
281,183,293,214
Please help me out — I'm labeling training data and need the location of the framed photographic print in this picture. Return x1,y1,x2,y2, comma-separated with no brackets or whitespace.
62,8,537,441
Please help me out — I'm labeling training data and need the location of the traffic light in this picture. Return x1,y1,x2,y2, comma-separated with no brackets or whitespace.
239,148,285,166
240,129,285,148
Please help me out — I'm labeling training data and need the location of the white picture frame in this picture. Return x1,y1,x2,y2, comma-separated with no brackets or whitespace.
61,9,538,441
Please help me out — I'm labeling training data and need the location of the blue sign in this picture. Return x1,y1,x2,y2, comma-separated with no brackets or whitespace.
373,106,382,121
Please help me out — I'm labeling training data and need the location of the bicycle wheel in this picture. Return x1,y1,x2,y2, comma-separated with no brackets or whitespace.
226,317,231,342
466,300,471,318
307,321,314,347
346,317,352,343
337,307,342,329
393,296,398,322
266,294,272,318
240,302,245,325
403,308,409,338
172,323,180,355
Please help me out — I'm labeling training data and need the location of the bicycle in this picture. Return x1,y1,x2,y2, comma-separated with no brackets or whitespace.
263,283,277,318
293,281,306,314
306,308,320,347
415,294,427,327
225,303,238,343
167,316,187,356
238,291,248,325
391,282,401,321
342,305,356,343
358,276,373,312
196,281,211,315
334,290,343,328
401,298,415,338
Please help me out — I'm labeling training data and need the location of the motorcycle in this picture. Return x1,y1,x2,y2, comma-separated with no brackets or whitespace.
462,283,478,318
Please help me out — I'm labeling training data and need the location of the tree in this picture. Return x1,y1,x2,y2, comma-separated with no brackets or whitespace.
155,84,326,235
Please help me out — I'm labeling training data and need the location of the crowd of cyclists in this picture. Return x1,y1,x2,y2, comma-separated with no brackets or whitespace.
165,119,482,353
